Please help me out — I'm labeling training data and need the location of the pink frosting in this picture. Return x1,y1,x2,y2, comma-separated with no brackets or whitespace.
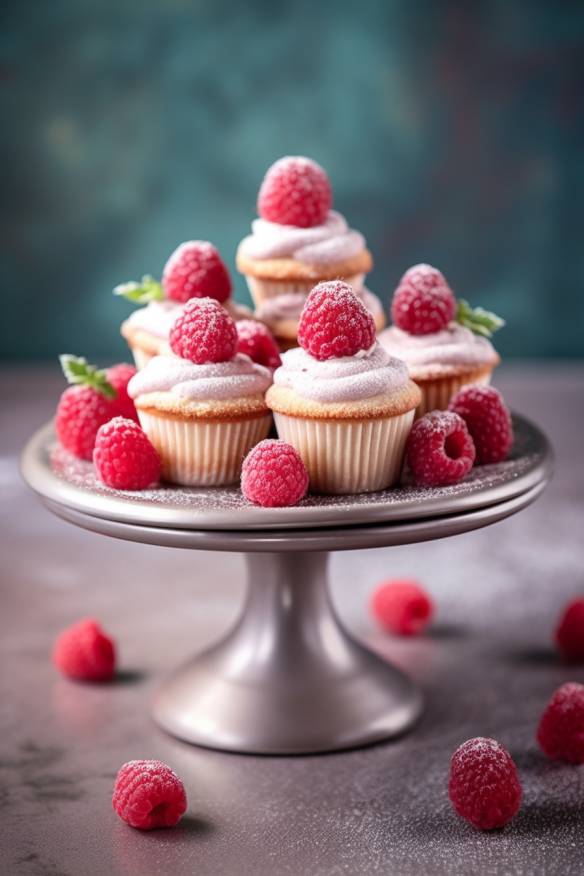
128,354,272,402
239,210,366,264
256,286,383,324
378,324,497,371
126,300,182,339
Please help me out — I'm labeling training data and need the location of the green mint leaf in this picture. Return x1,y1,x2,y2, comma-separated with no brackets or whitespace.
59,354,117,399
113,274,164,304
456,299,505,338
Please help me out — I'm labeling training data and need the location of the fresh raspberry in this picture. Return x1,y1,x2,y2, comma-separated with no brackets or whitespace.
449,385,513,464
257,156,332,228
169,297,237,364
162,240,232,304
56,387,119,461
52,618,116,681
236,320,282,370
391,264,456,335
106,363,139,422
555,598,584,661
93,417,161,490
406,411,475,486
241,439,309,507
371,580,434,636
537,682,584,763
448,737,522,830
112,760,187,830
298,281,376,361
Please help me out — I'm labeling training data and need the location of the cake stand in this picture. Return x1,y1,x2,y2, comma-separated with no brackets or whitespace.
21,414,552,755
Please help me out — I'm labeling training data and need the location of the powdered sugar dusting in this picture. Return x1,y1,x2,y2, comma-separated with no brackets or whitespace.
128,353,272,401
379,324,497,370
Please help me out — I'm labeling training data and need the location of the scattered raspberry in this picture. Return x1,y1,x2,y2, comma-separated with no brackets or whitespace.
106,363,139,422
537,682,584,763
52,618,116,682
298,281,376,361
555,598,584,661
448,737,522,830
449,385,513,464
241,439,309,507
93,417,161,490
371,580,434,636
162,240,232,304
113,760,187,830
56,386,119,461
236,320,282,369
169,297,237,364
406,411,475,486
391,264,456,335
257,156,332,228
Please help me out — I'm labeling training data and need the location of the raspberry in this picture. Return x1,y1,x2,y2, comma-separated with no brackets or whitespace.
555,598,584,661
56,386,119,461
449,385,513,465
298,281,376,361
52,618,115,681
257,156,332,228
537,682,584,764
371,580,433,636
106,363,139,422
391,264,456,335
448,737,522,830
169,297,237,364
406,411,475,486
112,760,187,830
93,417,161,490
162,240,232,304
241,439,309,507
236,320,282,370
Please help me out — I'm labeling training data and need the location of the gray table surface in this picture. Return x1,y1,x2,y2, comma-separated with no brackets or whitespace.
1,363,583,876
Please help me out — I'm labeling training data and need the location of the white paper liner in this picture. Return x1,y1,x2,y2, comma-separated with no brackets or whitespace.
416,371,492,418
245,274,365,305
130,347,156,371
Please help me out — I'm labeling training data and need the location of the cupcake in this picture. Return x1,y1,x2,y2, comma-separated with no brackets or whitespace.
378,264,503,417
127,298,272,486
266,281,420,494
117,240,253,369
236,156,385,344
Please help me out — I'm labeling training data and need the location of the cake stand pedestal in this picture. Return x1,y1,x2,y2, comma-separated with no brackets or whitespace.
21,415,551,754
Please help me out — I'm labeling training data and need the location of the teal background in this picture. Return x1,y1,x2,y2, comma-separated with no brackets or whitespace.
1,0,583,361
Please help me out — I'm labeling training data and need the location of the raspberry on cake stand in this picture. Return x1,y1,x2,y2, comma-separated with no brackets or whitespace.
21,415,552,754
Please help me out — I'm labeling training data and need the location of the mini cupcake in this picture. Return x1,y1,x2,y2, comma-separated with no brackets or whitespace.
266,281,420,494
236,156,385,343
117,240,253,369
378,264,503,417
128,298,272,486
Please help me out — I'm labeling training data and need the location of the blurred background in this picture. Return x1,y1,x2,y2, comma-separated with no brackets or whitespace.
2,0,583,362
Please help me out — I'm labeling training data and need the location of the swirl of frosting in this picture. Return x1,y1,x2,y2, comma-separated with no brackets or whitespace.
125,300,182,338
273,343,408,403
378,324,497,369
128,354,272,401
239,210,366,264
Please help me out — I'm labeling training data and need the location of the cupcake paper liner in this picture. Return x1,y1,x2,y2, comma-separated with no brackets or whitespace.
415,369,493,418
130,346,156,371
245,274,365,307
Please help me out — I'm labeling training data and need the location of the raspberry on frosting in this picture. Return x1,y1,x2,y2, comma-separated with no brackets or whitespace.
298,281,376,361
449,385,513,465
94,417,161,490
241,439,309,507
162,240,232,304
236,319,282,370
449,737,522,830
257,156,332,228
371,580,434,636
169,297,238,364
53,618,116,682
537,682,584,764
406,410,476,486
113,760,188,830
391,264,456,335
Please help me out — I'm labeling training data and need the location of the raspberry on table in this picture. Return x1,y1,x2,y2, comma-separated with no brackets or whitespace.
241,439,309,507
93,417,161,490
448,737,522,830
106,363,139,422
406,410,476,487
162,240,232,304
257,156,332,228
537,682,584,764
391,264,457,335
449,385,513,465
236,319,282,370
52,618,116,682
298,280,376,361
169,297,238,364
112,760,188,830
370,580,434,636
555,598,584,661
56,386,120,461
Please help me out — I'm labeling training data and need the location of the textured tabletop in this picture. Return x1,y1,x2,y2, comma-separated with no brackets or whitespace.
1,364,583,876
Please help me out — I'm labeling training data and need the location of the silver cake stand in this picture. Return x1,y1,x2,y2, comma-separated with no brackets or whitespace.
21,415,552,755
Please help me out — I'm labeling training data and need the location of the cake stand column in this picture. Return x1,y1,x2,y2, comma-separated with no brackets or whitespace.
152,550,422,754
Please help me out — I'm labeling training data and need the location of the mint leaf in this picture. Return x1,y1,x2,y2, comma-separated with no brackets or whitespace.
113,275,164,304
456,299,505,338
59,354,117,399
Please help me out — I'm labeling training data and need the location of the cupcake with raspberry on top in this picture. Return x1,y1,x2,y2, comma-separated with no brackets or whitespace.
117,240,253,370
236,157,385,346
127,298,272,486
266,281,420,494
379,264,503,417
